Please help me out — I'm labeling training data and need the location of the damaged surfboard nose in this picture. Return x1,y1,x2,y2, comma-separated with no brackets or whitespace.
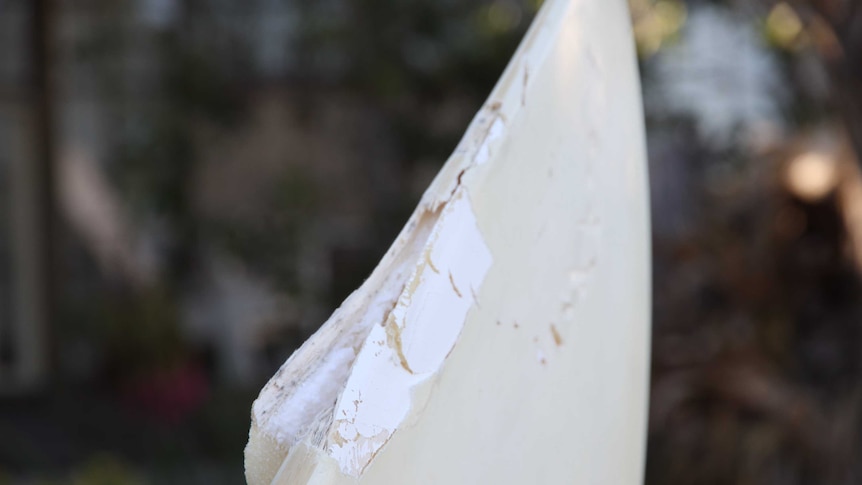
246,188,492,483
245,0,650,483
245,201,445,485
326,189,492,476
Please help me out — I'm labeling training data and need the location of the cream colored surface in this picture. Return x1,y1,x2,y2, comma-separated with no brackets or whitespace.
246,0,650,483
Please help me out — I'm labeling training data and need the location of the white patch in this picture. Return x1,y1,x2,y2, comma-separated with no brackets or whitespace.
327,191,493,476
474,117,507,166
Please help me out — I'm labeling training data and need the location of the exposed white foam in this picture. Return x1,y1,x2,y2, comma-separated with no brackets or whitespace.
254,346,356,445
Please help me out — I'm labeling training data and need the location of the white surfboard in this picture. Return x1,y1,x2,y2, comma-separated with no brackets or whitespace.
245,0,650,483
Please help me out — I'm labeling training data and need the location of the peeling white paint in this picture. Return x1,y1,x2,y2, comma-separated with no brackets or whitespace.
327,190,493,476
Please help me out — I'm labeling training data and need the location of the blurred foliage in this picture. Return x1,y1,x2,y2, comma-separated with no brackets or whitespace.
67,455,147,485
1,0,861,483
765,3,805,50
637,0,862,484
631,0,688,57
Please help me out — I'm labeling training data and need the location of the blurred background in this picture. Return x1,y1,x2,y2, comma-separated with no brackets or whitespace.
0,0,860,483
